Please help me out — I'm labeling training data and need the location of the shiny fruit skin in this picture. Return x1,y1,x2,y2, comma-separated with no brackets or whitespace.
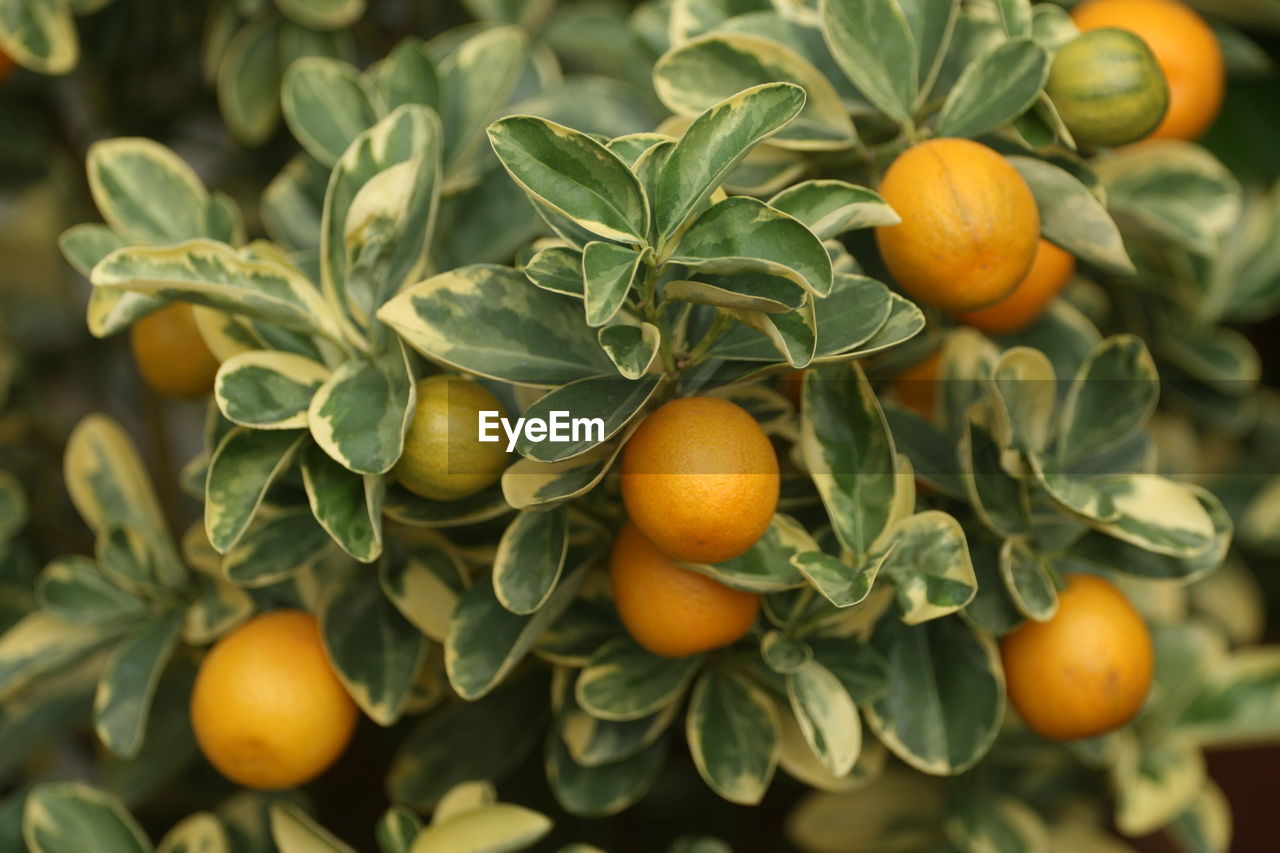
620,396,779,565
130,302,221,398
1000,574,1154,741
956,240,1076,335
1046,28,1169,147
394,376,509,501
610,522,760,658
891,350,942,422
875,139,1040,313
190,610,357,789
1072,0,1224,141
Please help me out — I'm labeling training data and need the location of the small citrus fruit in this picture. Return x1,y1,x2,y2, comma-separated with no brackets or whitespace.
1000,574,1154,740
1071,0,1224,141
956,240,1076,335
191,610,357,789
875,139,1040,313
611,522,760,658
891,350,942,422
394,376,508,501
620,396,779,564
130,301,221,398
1046,28,1169,147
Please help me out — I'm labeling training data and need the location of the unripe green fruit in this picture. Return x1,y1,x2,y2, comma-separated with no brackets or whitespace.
394,376,509,501
1046,28,1169,147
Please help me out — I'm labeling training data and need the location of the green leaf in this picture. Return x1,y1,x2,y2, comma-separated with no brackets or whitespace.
524,246,583,297
275,0,365,31
1086,475,1218,557
270,801,355,853
217,15,283,146
961,408,1030,537
62,415,171,544
409,804,551,853
989,347,1056,455
376,806,422,853
864,614,1004,776
488,116,649,246
379,265,617,387
668,197,833,296
446,559,588,700
686,666,779,804
936,38,1048,138
1097,141,1241,257
945,794,1049,853
768,181,899,241
501,434,630,511
91,239,343,344
787,661,860,777
1111,734,1204,837
664,273,806,315
1009,156,1133,275
801,363,896,561
93,611,184,759
1168,781,1231,853
388,669,549,809
440,26,528,175
900,0,959,99
654,82,805,243
821,0,917,122
380,544,465,643
576,637,702,722
216,351,329,431
205,428,306,553
23,783,151,853
994,0,1031,37
0,0,78,74
685,514,809,593
654,33,855,151
598,324,660,380
0,612,120,703
263,154,329,253
1000,538,1058,621
515,375,661,463
878,511,977,624
372,38,439,115
552,668,677,768
545,732,666,818
156,813,229,853
308,346,414,476
1179,647,1280,747
791,551,879,609
492,508,569,615
86,138,209,245
1056,335,1158,466
320,567,425,726
301,444,383,562
582,242,643,327
322,105,442,336
35,556,146,625
223,506,333,587
282,57,377,168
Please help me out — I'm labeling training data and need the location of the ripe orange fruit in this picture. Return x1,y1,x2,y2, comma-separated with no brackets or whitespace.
394,376,509,501
1000,574,1154,740
190,610,357,789
620,396,779,564
891,350,942,422
956,240,1076,335
130,301,221,398
610,522,760,658
1072,0,1224,141
875,139,1040,313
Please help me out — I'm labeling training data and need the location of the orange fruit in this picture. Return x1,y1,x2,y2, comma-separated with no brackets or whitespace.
1072,0,1224,141
620,396,779,564
610,522,760,658
394,376,509,501
956,240,1076,335
875,139,1040,313
130,302,221,398
191,610,357,789
1000,574,1154,740
891,350,942,422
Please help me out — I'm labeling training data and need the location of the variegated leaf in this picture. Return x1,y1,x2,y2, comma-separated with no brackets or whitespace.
820,0,917,122
301,443,384,562
378,265,616,387
216,350,330,430
492,508,569,615
93,610,183,758
439,26,528,175
576,637,702,722
769,181,899,241
217,15,283,146
0,0,77,74
205,428,307,553
371,38,439,115
282,57,377,167
222,505,333,587
786,660,860,777
276,0,365,31
878,511,977,624
308,344,414,475
22,783,150,853
686,666,779,805
515,374,661,463
0,612,122,703
1009,156,1133,275
35,556,147,626
156,812,229,853
582,242,643,327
